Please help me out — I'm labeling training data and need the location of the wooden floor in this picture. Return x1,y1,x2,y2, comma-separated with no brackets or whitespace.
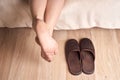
0,27,120,80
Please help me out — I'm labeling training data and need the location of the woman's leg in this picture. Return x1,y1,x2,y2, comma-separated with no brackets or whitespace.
44,0,65,36
30,0,53,62
29,0,65,62
29,0,47,31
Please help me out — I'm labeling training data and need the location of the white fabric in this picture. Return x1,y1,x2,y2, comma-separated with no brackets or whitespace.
0,0,120,30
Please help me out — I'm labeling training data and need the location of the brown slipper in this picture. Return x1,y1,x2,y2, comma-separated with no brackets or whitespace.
79,38,95,74
65,39,82,75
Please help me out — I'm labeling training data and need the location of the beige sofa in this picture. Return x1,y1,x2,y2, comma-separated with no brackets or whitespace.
0,0,120,30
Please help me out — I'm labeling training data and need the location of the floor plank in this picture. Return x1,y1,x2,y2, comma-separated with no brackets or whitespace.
0,28,120,80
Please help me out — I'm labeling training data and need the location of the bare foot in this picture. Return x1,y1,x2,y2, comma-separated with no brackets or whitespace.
33,20,58,62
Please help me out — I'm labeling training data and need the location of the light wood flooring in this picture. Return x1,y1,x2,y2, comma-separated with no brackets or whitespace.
0,27,120,80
